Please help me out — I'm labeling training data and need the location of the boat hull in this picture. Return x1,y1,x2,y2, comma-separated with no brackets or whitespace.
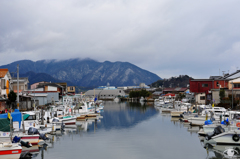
0,144,22,159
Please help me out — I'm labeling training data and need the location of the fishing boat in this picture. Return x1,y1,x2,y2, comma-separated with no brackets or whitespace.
0,111,40,145
0,142,22,159
188,107,227,126
205,128,240,145
171,103,192,117
52,115,76,128
154,97,165,107
198,111,240,136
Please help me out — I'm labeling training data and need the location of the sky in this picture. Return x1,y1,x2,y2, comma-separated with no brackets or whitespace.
0,0,240,79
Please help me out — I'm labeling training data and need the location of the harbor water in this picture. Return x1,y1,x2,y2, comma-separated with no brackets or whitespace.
34,101,214,159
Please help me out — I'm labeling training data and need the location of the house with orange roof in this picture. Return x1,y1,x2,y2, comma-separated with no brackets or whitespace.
0,68,12,98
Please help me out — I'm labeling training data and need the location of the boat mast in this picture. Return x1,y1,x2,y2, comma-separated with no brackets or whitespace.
10,115,13,141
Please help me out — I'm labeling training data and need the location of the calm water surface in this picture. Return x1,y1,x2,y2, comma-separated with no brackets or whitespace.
33,101,214,159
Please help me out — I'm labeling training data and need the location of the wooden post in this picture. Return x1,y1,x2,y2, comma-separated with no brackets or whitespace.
41,107,44,125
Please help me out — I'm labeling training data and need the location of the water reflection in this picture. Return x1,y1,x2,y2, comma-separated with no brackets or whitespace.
204,143,240,158
95,102,158,130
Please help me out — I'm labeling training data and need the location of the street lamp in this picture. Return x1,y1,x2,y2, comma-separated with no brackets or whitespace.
231,82,234,109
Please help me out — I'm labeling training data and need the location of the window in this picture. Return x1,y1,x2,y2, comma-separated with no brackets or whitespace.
202,84,208,87
234,84,240,88
216,82,219,87
200,96,205,100
25,115,36,120
1,79,5,89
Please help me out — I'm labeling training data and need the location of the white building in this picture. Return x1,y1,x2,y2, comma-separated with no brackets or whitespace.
85,89,126,99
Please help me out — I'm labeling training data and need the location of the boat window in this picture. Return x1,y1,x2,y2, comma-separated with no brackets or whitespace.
25,115,36,120
214,111,223,113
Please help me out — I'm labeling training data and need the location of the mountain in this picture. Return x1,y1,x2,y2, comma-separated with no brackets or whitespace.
18,71,87,92
151,75,192,88
18,71,75,86
0,59,161,87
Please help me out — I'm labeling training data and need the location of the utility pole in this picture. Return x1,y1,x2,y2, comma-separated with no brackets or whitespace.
17,64,19,110
34,86,35,111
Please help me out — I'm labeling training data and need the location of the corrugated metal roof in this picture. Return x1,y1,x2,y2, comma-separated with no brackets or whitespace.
175,87,181,91
0,69,8,78
163,87,188,92
153,91,162,95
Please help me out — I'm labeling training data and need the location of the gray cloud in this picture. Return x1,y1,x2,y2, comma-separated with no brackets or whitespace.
1,0,240,79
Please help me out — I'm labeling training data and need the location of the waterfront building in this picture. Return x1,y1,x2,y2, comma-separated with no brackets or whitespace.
26,82,62,105
85,89,126,99
67,86,76,95
30,81,48,90
0,68,12,98
57,82,68,94
189,69,240,105
12,77,29,93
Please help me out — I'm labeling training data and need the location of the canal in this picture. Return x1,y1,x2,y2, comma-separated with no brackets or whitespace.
33,101,211,159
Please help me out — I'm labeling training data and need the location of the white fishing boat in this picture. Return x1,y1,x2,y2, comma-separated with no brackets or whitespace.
154,97,165,107
170,103,191,117
161,108,175,113
53,115,76,123
198,111,240,136
188,107,227,126
205,129,240,145
0,142,22,159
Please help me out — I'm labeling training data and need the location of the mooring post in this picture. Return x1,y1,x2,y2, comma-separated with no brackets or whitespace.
41,107,44,125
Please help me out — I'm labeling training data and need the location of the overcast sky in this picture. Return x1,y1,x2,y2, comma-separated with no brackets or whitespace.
1,0,240,79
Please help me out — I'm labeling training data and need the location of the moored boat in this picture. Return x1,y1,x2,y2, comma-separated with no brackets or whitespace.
0,142,22,159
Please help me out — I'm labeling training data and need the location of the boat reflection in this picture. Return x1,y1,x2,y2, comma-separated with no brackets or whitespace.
187,126,200,134
204,143,240,158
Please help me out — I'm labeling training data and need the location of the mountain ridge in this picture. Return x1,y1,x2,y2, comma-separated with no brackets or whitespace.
0,58,161,87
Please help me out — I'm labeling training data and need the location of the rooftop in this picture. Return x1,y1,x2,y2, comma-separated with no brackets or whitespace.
12,77,29,83
163,87,188,92
0,69,8,78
